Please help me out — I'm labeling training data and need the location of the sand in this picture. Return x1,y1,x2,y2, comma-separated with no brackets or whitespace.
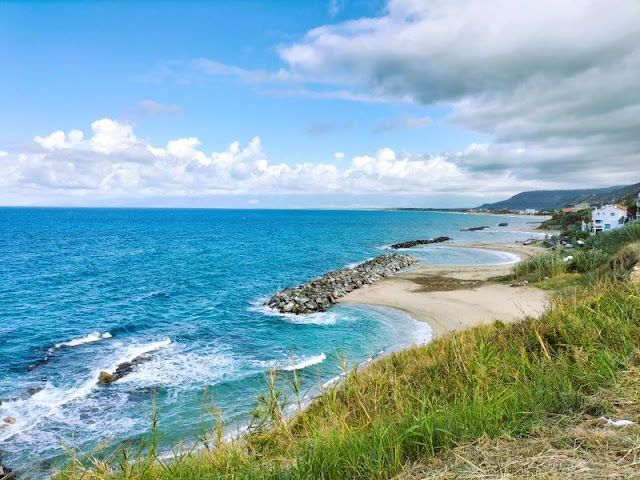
340,242,550,339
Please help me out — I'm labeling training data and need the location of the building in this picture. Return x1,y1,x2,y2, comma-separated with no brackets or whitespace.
562,202,590,213
519,208,539,215
583,204,628,234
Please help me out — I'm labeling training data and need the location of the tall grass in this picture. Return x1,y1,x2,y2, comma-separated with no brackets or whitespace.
58,279,640,480
512,252,567,281
586,220,640,254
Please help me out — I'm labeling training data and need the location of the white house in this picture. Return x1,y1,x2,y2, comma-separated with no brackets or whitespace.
584,204,628,234
519,208,539,215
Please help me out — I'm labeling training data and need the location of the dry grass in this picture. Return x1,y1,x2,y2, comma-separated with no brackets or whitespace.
399,354,640,479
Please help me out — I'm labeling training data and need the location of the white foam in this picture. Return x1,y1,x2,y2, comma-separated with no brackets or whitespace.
52,331,112,349
281,353,326,371
116,342,237,390
248,300,340,325
344,257,375,269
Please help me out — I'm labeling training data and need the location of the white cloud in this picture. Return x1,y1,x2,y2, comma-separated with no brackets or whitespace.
90,118,137,154
0,150,8,157
1,117,562,205
272,0,640,184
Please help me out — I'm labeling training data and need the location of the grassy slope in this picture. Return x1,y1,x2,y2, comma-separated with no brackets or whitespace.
60,224,640,480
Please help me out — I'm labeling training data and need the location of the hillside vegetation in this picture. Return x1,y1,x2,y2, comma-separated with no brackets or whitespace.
59,223,640,480
478,182,639,211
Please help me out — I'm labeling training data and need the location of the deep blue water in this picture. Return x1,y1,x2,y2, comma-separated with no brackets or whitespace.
0,208,543,475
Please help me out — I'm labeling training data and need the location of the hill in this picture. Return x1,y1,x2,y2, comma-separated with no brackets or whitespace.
478,182,639,211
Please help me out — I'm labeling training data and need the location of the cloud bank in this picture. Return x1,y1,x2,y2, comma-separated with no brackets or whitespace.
276,0,640,184
1,118,549,205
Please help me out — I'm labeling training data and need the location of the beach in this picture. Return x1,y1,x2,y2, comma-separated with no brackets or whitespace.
340,242,550,338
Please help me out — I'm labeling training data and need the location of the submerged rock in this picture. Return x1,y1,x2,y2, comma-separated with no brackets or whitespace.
266,253,418,314
2,418,15,425
461,226,490,231
390,236,451,249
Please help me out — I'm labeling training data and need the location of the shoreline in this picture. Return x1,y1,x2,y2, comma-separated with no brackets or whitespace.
339,241,549,339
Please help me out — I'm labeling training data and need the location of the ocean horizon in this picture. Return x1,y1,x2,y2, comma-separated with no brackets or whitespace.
0,208,544,476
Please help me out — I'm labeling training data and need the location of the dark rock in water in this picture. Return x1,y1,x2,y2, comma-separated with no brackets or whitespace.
2,417,15,425
460,226,490,231
498,222,508,226
390,236,452,249
0,462,13,479
27,356,51,372
98,353,153,384
266,253,418,314
27,385,43,396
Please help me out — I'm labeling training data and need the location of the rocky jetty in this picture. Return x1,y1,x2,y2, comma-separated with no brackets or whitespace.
267,253,418,314
390,236,451,249
98,353,152,385
461,226,490,231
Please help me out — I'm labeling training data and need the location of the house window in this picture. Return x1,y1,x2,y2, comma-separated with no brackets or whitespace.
611,212,616,216
595,219,602,224
605,224,611,230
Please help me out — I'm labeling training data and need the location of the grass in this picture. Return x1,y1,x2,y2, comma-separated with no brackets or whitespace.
58,278,640,480
400,352,640,479
511,251,568,282
56,224,640,480
586,221,640,254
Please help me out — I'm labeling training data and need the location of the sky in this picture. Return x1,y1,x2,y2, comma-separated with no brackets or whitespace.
1,0,638,208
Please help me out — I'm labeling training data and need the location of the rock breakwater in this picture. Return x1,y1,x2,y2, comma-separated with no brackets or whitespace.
267,253,418,314
390,237,451,249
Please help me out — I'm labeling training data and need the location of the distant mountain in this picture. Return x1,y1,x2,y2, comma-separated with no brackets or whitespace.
478,182,640,211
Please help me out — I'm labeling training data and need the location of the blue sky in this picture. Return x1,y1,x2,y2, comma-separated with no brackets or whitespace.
1,1,638,208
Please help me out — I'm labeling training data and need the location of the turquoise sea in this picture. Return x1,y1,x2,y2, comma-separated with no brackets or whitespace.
0,208,544,475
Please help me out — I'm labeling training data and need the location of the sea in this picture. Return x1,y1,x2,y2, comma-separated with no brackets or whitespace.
0,208,545,475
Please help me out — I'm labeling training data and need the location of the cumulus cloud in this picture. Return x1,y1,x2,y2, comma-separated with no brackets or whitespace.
1,118,552,205
275,0,640,184
334,152,345,161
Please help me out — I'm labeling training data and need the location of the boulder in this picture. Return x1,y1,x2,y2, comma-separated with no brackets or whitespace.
2,418,15,425
98,371,117,384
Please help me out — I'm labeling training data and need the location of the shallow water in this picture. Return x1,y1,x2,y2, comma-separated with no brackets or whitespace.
0,208,541,475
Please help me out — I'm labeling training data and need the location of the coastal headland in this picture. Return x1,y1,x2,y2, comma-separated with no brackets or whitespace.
340,242,549,338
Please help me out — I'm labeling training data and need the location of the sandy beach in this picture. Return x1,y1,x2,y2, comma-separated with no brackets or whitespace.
340,242,550,338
